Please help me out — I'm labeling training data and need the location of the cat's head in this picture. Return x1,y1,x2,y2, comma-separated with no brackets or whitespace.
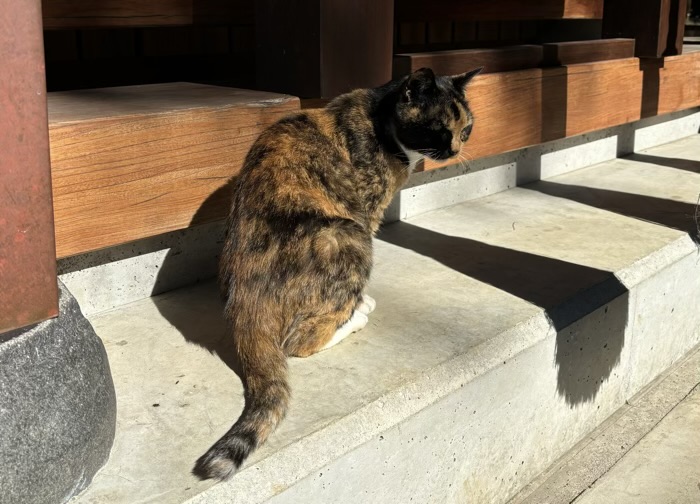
393,67,482,161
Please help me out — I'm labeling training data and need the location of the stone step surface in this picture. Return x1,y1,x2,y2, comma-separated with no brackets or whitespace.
70,135,700,504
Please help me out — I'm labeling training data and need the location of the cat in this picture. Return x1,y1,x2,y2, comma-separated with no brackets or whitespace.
194,66,482,480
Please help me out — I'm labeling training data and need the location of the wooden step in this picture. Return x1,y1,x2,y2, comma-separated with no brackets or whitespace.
542,38,636,66
48,83,299,258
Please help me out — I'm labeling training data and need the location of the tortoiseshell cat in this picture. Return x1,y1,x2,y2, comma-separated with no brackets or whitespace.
194,67,482,480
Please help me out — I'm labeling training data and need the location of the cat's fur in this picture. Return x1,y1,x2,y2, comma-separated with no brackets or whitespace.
194,67,482,480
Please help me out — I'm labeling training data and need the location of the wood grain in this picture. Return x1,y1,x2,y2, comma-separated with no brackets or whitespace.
542,38,636,65
42,0,253,28
393,46,544,78
424,51,700,170
395,0,604,21
49,83,299,257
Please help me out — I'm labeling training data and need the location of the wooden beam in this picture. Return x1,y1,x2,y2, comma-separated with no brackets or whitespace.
48,83,299,258
256,0,394,99
41,0,254,29
0,0,58,332
393,46,544,78
542,39,636,66
424,51,700,170
395,0,604,22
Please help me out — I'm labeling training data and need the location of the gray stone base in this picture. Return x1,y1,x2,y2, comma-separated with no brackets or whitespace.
0,281,116,504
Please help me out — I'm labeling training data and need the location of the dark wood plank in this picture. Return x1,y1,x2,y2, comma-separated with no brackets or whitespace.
393,46,544,78
395,0,604,21
1,0,58,332
42,0,254,29
542,38,636,65
48,83,299,257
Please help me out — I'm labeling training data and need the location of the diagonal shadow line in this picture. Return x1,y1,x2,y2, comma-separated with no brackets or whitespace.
529,180,700,243
624,153,700,174
378,221,628,406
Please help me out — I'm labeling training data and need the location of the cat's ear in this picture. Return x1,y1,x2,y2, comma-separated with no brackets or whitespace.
403,67,436,102
452,67,483,91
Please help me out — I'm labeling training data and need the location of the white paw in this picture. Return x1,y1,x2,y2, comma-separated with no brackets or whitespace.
356,294,376,315
322,310,369,350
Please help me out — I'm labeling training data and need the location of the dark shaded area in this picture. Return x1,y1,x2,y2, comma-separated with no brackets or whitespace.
530,180,700,243
626,152,700,173
378,221,628,405
152,180,243,380
541,67,568,142
640,58,663,118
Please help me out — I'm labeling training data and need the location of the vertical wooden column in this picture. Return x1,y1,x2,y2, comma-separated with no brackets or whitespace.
256,0,395,99
0,0,59,332
603,0,688,57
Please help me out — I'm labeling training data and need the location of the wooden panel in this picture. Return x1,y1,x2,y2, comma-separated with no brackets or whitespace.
257,0,394,99
48,83,299,257
42,0,253,29
1,0,58,332
393,46,544,78
395,0,604,21
543,38,636,65
656,51,700,114
319,0,395,98
564,58,643,136
423,52,700,170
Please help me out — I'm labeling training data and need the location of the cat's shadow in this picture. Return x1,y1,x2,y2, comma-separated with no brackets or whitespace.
152,179,245,381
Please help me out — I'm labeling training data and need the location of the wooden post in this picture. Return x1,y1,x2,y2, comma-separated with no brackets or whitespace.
603,0,689,57
0,0,59,332
255,0,395,99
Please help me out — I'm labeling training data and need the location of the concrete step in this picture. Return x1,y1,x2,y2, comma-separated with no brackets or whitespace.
70,135,700,504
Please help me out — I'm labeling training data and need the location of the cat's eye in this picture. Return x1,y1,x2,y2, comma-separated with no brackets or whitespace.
460,124,473,142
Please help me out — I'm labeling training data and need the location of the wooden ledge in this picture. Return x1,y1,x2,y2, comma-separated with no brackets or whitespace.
49,83,299,258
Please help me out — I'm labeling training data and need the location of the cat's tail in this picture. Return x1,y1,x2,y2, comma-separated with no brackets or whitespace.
193,335,290,480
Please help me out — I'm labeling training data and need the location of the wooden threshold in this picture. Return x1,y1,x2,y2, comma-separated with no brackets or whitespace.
49,83,299,258
423,50,700,170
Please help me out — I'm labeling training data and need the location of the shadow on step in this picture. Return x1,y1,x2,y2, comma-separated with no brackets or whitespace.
378,222,629,406
152,180,244,381
529,181,700,243
625,153,700,174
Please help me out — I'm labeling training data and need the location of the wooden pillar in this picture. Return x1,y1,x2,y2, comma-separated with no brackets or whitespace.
603,0,689,57
0,0,59,332
255,0,395,99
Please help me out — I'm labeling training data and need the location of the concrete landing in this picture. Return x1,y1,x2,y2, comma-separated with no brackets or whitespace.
576,381,700,504
70,136,700,504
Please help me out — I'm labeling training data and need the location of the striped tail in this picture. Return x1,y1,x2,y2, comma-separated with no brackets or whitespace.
193,339,290,480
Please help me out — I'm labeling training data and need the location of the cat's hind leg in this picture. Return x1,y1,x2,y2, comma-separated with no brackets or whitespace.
355,294,376,315
283,301,369,358
322,309,368,350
